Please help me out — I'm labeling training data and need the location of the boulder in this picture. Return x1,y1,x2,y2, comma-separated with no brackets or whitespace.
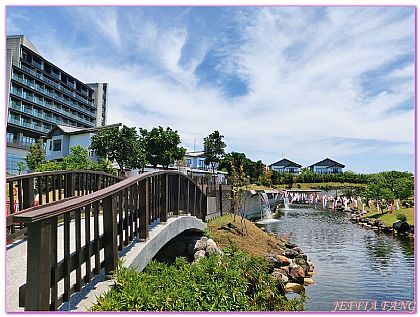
393,221,411,234
285,242,297,249
278,255,291,266
292,247,304,254
304,278,314,285
285,283,305,293
374,219,386,228
272,270,289,283
194,239,207,252
266,254,282,270
205,239,222,256
282,249,299,259
306,271,316,276
273,267,289,276
193,250,206,262
289,266,305,283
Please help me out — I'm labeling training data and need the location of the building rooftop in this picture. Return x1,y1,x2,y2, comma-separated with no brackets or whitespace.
309,158,345,168
42,123,121,139
269,158,302,168
185,151,205,157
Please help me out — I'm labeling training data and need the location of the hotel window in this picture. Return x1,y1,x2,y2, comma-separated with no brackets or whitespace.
185,159,192,166
53,139,61,151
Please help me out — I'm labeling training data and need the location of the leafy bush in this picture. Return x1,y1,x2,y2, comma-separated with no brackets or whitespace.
396,213,407,222
91,250,305,312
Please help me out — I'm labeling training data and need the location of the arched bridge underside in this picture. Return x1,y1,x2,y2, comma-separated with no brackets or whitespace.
72,216,205,311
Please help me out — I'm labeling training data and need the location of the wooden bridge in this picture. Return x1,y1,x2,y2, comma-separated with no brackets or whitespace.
6,170,231,311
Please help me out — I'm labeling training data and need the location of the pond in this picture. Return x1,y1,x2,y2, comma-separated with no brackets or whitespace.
260,206,415,312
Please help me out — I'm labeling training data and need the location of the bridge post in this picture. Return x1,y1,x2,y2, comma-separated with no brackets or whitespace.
103,194,118,275
97,174,102,191
186,179,190,214
177,174,181,212
22,177,35,209
24,220,52,311
160,174,168,222
219,184,223,217
201,194,207,222
139,179,149,240
65,173,74,198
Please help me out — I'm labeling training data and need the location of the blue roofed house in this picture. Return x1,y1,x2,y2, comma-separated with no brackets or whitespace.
43,123,121,161
182,151,227,184
269,158,302,174
308,158,345,174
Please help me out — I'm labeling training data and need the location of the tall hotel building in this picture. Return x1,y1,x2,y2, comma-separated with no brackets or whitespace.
6,35,108,174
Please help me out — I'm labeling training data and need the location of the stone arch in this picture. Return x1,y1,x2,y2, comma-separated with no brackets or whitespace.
122,216,206,271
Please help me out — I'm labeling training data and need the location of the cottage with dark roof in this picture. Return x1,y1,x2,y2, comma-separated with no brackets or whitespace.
269,158,302,174
308,158,345,174
43,123,121,161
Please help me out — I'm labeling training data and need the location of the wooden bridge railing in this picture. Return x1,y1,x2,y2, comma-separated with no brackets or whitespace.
13,170,207,311
6,170,122,242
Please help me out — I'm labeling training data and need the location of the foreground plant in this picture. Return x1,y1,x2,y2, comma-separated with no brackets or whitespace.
91,250,305,312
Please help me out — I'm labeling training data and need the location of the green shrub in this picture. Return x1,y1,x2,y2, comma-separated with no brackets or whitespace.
396,213,407,222
91,250,305,312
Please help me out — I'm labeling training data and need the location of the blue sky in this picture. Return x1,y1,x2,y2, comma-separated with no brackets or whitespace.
6,6,415,173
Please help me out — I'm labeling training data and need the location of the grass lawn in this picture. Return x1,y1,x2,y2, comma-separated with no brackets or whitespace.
243,182,367,191
364,207,414,226
275,182,367,190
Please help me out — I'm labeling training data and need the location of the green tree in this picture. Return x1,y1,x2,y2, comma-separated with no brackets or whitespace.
219,152,247,175
140,126,186,169
16,161,27,175
203,130,226,181
366,175,394,213
35,160,64,172
62,145,92,170
90,158,117,175
394,177,414,200
90,125,146,176
244,160,265,184
26,140,45,171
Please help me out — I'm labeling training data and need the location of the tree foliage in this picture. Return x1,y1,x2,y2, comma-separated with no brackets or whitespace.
394,177,414,200
140,126,186,169
26,140,45,171
203,130,226,175
62,145,91,170
90,125,146,175
219,152,266,185
35,146,117,175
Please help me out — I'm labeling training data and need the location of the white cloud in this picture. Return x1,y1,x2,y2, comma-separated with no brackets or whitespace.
72,7,121,47
11,7,414,171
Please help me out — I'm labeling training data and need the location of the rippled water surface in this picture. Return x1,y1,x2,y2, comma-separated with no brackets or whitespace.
261,207,415,312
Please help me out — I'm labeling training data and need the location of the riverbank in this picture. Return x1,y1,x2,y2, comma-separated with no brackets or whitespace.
243,182,366,191
363,207,414,226
206,214,316,293
350,208,414,236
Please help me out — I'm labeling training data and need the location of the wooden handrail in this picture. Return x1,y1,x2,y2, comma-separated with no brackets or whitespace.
14,170,195,224
6,170,121,182
17,169,208,311
6,170,122,242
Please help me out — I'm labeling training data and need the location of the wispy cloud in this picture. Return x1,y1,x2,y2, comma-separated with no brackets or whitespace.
72,7,121,48
6,6,415,172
